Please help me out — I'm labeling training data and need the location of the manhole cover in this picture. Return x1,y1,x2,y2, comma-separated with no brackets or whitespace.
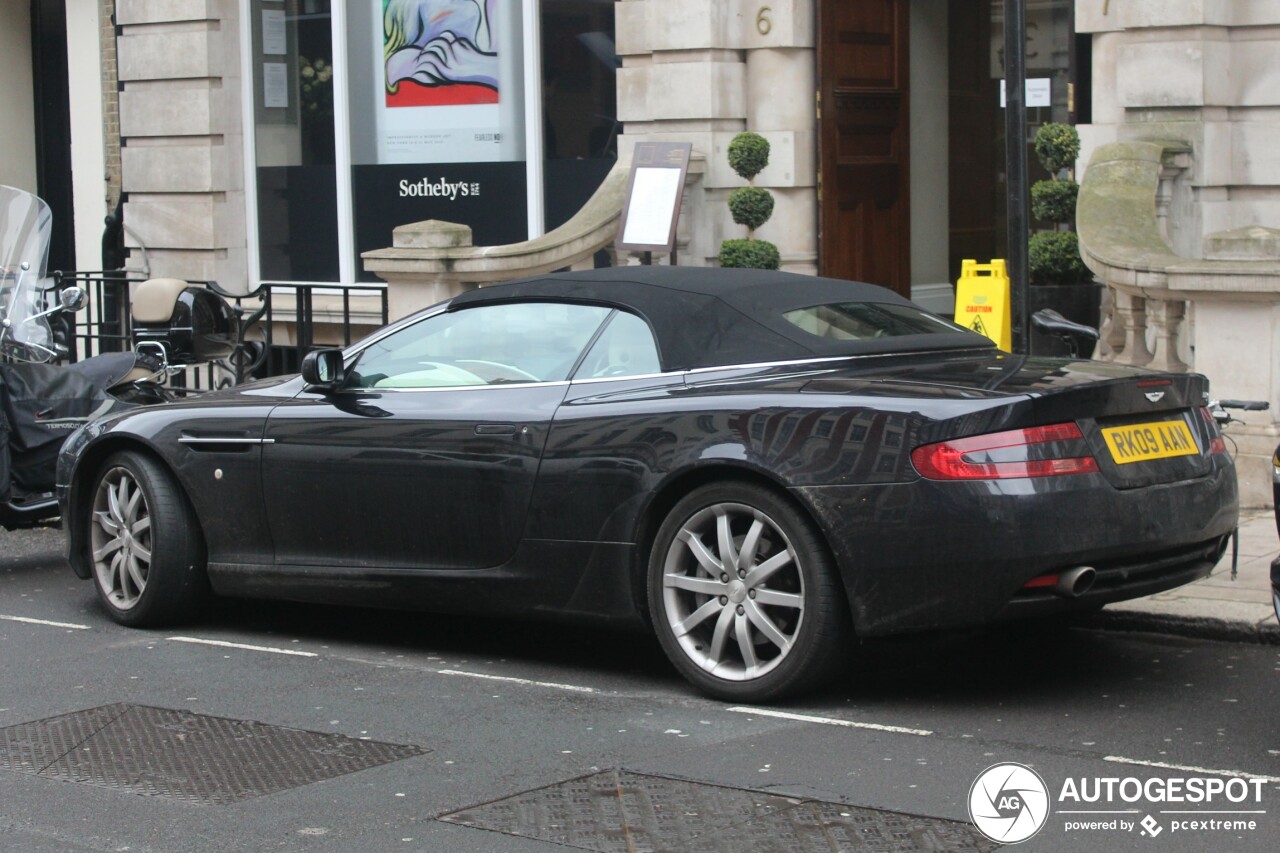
441,769,992,852
0,703,425,804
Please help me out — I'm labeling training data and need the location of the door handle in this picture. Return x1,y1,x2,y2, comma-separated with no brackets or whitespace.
474,423,518,436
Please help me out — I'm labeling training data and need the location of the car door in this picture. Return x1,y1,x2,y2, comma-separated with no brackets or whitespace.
261,300,614,570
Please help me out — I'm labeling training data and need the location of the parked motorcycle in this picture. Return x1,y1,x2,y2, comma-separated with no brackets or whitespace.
1,184,238,529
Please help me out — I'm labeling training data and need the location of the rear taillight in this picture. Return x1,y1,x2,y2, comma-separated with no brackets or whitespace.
911,422,1099,480
1198,407,1226,455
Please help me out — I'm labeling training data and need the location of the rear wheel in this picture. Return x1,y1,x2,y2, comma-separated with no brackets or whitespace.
647,482,849,702
88,451,207,626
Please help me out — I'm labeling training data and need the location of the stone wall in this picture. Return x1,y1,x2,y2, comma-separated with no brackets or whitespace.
116,0,247,290
101,0,122,210
1078,1,1280,257
0,1,37,191
615,0,817,273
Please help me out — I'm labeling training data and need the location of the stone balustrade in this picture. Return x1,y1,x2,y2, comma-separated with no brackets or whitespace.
361,155,630,319
1077,139,1280,507
362,153,710,321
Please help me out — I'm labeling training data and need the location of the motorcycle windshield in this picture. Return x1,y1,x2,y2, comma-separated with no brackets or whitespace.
0,185,55,362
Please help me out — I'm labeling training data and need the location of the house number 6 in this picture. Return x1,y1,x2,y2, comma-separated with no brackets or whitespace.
756,6,772,36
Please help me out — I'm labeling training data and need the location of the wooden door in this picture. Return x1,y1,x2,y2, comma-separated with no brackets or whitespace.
818,0,910,296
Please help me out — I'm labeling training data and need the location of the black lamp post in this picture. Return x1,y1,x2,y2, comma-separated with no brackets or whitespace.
1004,0,1030,354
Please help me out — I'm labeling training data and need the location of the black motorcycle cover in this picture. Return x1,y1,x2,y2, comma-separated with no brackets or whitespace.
0,399,8,503
0,362,130,498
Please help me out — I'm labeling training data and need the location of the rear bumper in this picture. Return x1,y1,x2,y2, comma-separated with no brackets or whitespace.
793,461,1239,636
994,536,1225,621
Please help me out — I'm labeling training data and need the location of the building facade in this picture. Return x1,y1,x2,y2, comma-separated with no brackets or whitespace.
8,1,1280,502
41,2,1083,300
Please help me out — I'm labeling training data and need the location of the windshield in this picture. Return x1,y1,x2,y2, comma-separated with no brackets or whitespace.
0,185,55,361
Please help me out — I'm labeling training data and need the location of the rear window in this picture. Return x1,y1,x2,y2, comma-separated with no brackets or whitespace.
783,303,963,341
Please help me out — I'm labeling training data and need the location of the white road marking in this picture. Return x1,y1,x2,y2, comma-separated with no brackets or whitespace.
1104,755,1280,784
727,706,933,737
436,669,596,694
0,614,90,630
167,636,319,657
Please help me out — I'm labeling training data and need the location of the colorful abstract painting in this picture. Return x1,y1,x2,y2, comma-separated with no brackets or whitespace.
383,0,500,107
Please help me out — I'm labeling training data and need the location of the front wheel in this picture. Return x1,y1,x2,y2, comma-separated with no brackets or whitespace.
88,451,208,626
647,483,850,702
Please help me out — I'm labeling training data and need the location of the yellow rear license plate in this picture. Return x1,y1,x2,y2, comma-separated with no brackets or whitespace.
1101,419,1198,465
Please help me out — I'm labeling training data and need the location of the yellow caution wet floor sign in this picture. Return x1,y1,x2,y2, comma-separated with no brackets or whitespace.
953,259,1011,352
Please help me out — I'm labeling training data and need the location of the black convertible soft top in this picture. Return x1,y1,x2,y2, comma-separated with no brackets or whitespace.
449,267,991,372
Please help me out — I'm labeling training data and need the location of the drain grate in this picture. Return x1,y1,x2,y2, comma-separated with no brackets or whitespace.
441,769,992,852
0,703,425,804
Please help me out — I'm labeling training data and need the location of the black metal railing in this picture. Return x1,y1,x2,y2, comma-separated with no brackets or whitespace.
243,282,391,380
50,272,389,391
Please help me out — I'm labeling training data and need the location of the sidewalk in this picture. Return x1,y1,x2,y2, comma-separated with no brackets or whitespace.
1087,510,1280,644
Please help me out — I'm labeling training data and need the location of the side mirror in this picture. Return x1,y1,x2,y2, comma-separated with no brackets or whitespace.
59,286,86,312
58,285,86,312
301,348,346,392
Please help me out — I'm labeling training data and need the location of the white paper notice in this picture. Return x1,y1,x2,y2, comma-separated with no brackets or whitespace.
262,10,287,56
1000,78,1053,108
622,168,683,247
263,62,289,108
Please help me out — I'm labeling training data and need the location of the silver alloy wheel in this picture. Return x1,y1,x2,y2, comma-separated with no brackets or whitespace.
661,501,804,681
90,466,153,611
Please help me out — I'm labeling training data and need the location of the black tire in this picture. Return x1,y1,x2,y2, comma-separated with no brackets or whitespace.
87,450,208,627
647,482,850,702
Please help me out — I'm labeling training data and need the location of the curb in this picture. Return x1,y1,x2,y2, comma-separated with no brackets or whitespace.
1079,609,1280,646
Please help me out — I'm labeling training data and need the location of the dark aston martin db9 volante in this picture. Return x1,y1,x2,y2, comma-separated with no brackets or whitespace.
58,268,1239,701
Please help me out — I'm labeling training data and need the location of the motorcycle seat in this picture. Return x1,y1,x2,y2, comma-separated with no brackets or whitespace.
65,351,163,390
132,278,190,324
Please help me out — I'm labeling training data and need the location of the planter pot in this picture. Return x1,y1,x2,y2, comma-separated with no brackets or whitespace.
1028,282,1103,357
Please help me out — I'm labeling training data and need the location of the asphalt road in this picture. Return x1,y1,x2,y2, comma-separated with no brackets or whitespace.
1,526,1277,852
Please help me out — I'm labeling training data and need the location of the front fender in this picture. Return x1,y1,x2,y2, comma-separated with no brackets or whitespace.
59,418,170,580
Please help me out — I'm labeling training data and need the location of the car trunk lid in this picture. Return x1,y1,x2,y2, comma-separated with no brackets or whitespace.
1051,377,1217,489
804,355,1219,489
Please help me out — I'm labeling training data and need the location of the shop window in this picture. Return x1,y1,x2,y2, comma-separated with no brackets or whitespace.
247,0,617,285
250,0,340,282
345,0,530,280
541,0,620,231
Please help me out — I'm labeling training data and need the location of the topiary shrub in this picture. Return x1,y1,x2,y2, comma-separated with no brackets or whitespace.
727,186,775,231
719,238,781,270
1031,179,1078,223
1029,231,1091,286
1034,123,1080,175
727,132,770,181
718,131,779,269
1028,122,1092,287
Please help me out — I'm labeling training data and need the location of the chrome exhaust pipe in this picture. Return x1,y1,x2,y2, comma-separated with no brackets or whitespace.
1055,566,1097,598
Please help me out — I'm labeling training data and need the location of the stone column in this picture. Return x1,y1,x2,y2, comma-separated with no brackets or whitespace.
1110,290,1152,367
1143,299,1187,373
116,0,247,290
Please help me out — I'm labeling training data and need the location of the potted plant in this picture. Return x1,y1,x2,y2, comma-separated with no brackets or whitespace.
718,132,780,270
1028,122,1102,356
